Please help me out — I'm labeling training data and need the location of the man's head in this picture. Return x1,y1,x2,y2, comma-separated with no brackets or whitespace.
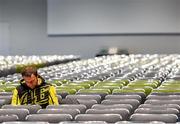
21,66,38,89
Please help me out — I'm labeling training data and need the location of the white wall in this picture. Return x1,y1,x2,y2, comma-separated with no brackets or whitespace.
0,22,10,55
48,0,180,35
0,0,180,58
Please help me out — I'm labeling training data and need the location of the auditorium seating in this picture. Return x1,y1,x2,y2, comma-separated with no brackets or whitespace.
1,54,180,123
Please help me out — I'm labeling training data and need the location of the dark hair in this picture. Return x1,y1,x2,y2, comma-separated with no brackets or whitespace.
21,66,38,77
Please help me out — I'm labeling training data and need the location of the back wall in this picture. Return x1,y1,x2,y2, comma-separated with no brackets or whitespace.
0,0,180,58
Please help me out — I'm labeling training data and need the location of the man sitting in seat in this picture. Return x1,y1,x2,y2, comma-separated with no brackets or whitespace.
11,66,59,108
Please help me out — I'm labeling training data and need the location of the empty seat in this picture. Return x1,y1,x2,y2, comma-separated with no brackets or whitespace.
66,95,101,103
134,108,179,115
75,114,122,123
114,121,133,124
116,121,166,124
59,121,107,124
0,96,12,104
86,108,129,120
91,104,133,113
0,115,18,122
57,95,63,103
151,92,180,95
37,109,80,118
145,100,180,106
0,109,29,121
26,114,72,123
76,93,108,100
101,99,140,109
147,95,180,100
77,99,97,109
2,122,49,124
0,99,6,107
46,104,87,113
105,95,142,103
112,91,146,99
0,92,13,96
138,104,180,110
2,105,41,114
61,98,80,104
130,113,178,123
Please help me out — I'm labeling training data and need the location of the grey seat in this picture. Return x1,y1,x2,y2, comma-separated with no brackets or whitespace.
37,108,80,118
77,99,97,109
138,104,180,111
115,121,166,124
2,122,49,124
114,121,134,124
0,92,13,96
150,93,180,95
76,93,108,100
57,95,63,104
61,98,80,104
101,99,140,109
59,121,107,124
134,108,179,115
0,109,29,121
75,114,122,123
0,115,18,122
0,99,6,107
0,96,12,104
2,105,42,114
91,104,133,113
147,95,180,100
66,95,101,103
145,100,180,106
130,113,178,123
115,121,145,124
26,114,72,123
85,108,129,120
46,104,87,113
112,92,146,99
105,95,142,103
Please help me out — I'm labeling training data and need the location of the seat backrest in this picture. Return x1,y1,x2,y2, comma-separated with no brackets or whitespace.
2,105,41,114
2,121,49,124
134,108,179,115
57,95,62,104
0,99,6,107
85,108,129,120
112,92,146,99
145,100,180,106
77,99,97,109
130,113,178,123
0,115,18,123
147,95,180,100
61,98,80,104
26,114,73,123
138,104,180,110
46,104,87,113
0,92,13,96
59,121,107,124
66,95,102,103
76,93,107,100
75,114,122,123
105,95,142,102
0,109,29,121
101,99,140,109
91,104,133,113
0,96,12,102
37,108,80,118
115,121,166,124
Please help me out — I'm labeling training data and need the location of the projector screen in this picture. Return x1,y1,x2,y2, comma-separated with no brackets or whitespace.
47,0,180,35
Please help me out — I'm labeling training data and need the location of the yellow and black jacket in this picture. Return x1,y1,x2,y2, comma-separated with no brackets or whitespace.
11,76,59,108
